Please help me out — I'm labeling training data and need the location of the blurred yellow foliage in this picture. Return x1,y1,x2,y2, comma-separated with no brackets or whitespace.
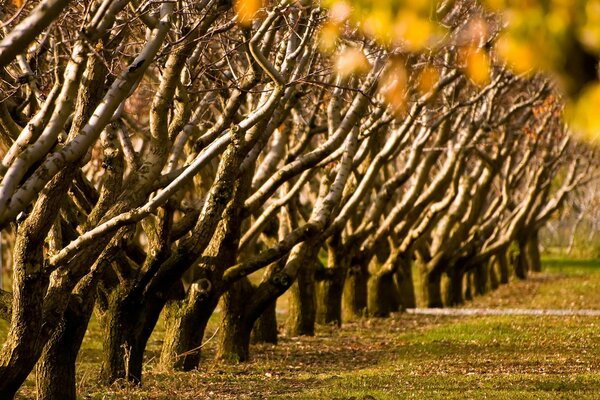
234,0,262,27
462,47,491,86
418,65,440,95
335,47,370,78
394,11,433,51
379,59,408,114
569,83,600,144
319,21,340,53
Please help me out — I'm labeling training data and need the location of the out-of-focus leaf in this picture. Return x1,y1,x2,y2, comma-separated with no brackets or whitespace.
335,47,370,78
379,59,408,114
234,0,262,27
319,22,340,53
568,83,600,144
462,47,491,86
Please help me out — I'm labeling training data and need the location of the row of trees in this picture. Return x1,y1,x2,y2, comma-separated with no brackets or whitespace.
0,0,595,398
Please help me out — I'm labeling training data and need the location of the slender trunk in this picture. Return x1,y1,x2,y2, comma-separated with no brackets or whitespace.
215,278,255,362
251,300,278,344
316,267,345,327
342,264,368,320
286,258,317,336
36,277,97,400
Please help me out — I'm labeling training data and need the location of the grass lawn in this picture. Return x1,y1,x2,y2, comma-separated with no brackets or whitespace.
3,258,600,399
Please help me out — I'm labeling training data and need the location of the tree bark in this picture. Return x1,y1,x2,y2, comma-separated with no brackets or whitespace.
527,231,542,272
159,281,218,371
342,264,368,320
35,278,96,400
367,271,399,317
316,267,345,327
215,278,255,362
494,251,510,284
443,268,464,306
285,257,317,336
473,263,488,296
251,300,278,344
396,257,416,309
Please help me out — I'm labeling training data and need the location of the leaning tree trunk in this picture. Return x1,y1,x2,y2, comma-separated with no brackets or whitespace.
342,264,369,320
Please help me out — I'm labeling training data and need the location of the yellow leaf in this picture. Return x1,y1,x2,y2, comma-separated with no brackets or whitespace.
462,47,491,86
234,0,262,27
13,0,24,7
335,47,370,78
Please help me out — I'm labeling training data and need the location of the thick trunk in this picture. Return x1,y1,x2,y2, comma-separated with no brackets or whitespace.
367,271,399,317
342,264,368,320
159,284,218,371
100,290,164,385
251,300,278,344
395,258,416,309
443,268,464,306
36,278,97,400
420,264,443,308
316,267,345,327
473,263,488,296
215,278,255,362
286,259,317,336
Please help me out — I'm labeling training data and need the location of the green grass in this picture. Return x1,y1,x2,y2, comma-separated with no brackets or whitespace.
4,258,600,399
